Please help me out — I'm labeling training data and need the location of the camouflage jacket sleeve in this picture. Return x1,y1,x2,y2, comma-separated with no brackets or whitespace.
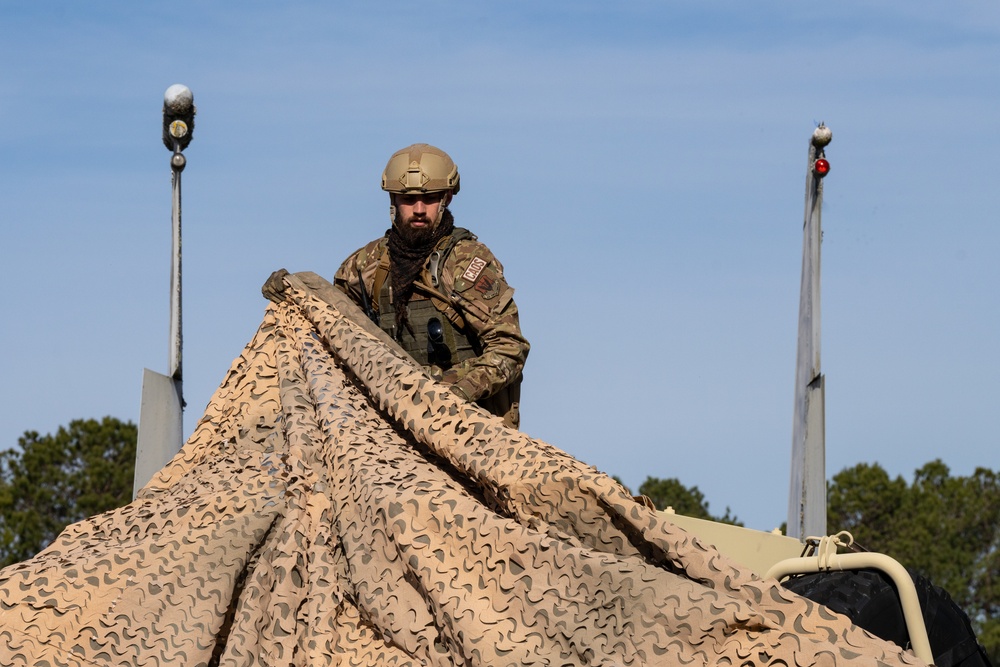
434,239,529,403
333,239,385,312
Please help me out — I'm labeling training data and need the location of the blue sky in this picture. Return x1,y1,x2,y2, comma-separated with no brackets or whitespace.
2,2,997,531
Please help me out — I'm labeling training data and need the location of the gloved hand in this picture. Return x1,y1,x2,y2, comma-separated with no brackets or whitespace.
428,365,462,384
428,366,460,384
450,378,473,402
262,268,290,302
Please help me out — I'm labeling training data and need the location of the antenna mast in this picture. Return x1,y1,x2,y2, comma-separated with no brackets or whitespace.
788,124,832,539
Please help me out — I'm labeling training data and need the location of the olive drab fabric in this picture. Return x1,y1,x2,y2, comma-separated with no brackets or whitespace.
334,228,527,428
0,273,928,667
378,293,479,368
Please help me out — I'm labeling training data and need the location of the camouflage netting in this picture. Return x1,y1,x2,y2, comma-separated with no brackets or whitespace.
0,273,928,667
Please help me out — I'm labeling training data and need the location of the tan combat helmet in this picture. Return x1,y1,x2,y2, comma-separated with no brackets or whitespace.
382,143,461,196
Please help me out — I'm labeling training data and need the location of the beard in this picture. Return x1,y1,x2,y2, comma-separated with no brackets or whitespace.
394,213,437,245
389,206,455,247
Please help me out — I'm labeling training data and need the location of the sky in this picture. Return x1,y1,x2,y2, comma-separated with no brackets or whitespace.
1,2,997,532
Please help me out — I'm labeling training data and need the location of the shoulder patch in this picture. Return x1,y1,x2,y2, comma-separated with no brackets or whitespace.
473,274,502,300
461,256,489,283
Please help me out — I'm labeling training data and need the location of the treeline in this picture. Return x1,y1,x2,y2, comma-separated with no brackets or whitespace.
0,417,137,566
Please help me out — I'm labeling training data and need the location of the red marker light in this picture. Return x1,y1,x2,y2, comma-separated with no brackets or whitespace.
813,158,830,177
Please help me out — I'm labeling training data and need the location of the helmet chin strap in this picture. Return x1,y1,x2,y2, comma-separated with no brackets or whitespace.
435,191,453,225
388,203,397,227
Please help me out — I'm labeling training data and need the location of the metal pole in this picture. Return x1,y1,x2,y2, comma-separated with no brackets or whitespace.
165,84,194,393
134,84,195,498
788,124,831,539
169,152,183,387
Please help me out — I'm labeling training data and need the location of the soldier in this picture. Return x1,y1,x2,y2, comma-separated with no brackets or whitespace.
267,143,529,428
336,143,529,428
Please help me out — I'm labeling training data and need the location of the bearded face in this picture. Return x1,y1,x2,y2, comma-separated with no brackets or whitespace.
392,192,449,244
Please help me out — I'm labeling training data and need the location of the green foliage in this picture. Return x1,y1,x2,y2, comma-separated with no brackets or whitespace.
0,417,136,567
978,617,1000,665
827,460,1000,660
637,476,742,526
978,618,1000,667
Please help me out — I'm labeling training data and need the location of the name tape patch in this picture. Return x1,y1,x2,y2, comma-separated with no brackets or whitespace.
462,256,488,283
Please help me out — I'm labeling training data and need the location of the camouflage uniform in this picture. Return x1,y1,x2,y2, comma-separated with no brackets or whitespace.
334,228,529,428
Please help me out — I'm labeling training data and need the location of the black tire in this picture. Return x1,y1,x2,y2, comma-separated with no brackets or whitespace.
782,569,992,667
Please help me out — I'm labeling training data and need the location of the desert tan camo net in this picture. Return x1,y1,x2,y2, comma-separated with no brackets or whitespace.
0,273,927,667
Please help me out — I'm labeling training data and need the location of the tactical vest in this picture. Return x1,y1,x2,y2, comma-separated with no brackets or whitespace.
370,229,522,429
375,229,479,370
